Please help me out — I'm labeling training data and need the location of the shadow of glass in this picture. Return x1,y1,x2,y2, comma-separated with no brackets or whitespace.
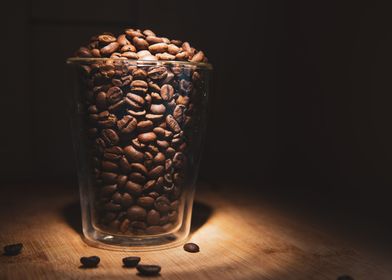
62,200,213,235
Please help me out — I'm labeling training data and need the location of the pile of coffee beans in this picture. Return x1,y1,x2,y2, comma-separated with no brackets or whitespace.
73,28,209,236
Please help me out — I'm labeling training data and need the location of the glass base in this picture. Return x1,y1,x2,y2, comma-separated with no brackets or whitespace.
82,227,190,251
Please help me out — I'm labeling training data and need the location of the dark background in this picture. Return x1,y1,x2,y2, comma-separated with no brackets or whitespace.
2,0,392,255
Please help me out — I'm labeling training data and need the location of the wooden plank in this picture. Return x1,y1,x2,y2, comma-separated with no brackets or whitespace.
0,184,391,279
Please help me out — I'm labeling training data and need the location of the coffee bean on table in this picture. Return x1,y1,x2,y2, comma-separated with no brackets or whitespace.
80,256,100,268
183,242,200,253
3,243,23,256
122,256,141,268
136,264,161,276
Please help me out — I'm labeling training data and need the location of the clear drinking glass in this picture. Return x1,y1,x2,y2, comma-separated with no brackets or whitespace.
66,58,212,250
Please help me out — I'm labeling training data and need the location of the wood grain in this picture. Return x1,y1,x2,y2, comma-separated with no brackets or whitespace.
0,184,391,280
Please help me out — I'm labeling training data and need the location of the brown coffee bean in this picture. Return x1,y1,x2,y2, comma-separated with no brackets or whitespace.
153,152,166,165
173,152,186,169
145,114,164,122
146,226,164,235
131,163,148,175
102,161,119,171
138,132,157,143
122,256,141,268
116,175,128,188
183,242,199,253
127,205,147,221
126,93,145,106
97,111,117,128
119,218,130,233
123,145,144,163
132,68,147,80
148,67,168,80
149,104,165,115
143,179,156,192
112,192,122,204
127,109,146,118
190,51,205,62
167,44,181,55
100,42,120,56
103,146,123,161
91,48,101,57
101,129,119,146
130,80,148,94
154,196,171,212
132,37,149,50
104,202,121,211
121,193,134,208
146,209,160,225
148,165,164,179
100,184,117,196
149,43,168,54
173,105,186,124
121,52,138,59
137,120,153,132
146,36,164,44
179,79,193,94
136,265,161,276
96,91,107,110
175,51,189,60
143,29,156,36
173,172,185,185
137,196,155,208
119,156,132,173
131,138,146,149
170,39,182,46
76,47,92,57
125,29,144,38
101,172,118,184
156,140,170,150
165,147,176,158
166,115,181,133
125,181,143,195
156,52,176,60
106,86,123,104
98,34,116,44
117,115,137,134
129,172,146,184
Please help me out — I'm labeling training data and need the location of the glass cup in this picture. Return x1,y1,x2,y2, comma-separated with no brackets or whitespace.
66,58,212,250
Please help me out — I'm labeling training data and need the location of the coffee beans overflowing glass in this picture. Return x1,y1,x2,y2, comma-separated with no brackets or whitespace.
67,28,212,249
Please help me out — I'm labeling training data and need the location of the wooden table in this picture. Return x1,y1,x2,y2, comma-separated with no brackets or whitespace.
0,184,391,279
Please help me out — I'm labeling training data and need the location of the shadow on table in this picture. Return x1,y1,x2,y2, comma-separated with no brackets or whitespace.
62,200,213,235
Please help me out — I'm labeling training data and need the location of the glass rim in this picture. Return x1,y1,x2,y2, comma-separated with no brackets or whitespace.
66,57,213,70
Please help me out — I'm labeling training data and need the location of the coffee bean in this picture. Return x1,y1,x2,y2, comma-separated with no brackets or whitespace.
167,44,181,55
124,145,144,163
143,179,156,192
122,256,141,268
190,51,205,62
166,115,181,133
129,172,146,184
96,91,107,110
103,146,123,161
132,37,149,50
101,129,119,146
102,161,119,171
176,51,189,60
137,196,155,208
80,256,100,268
126,93,145,106
146,209,161,225
119,218,130,232
117,115,137,134
100,42,120,56
149,43,168,54
3,243,23,256
101,184,117,196
137,120,153,132
125,29,144,38
138,132,157,143
146,36,164,44
101,172,118,184
154,196,171,212
146,226,164,235
173,152,186,169
150,104,166,114
183,242,199,253
173,105,186,124
98,34,116,44
156,52,176,60
76,47,92,58
145,113,164,122
143,29,156,37
148,67,168,80
104,202,121,211
137,265,161,276
127,205,147,221
131,163,148,175
107,86,123,104
125,181,143,195
153,152,166,165
148,165,164,179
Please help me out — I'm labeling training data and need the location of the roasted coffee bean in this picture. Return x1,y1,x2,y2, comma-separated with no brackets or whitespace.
132,68,147,80
176,51,189,60
129,172,146,184
96,91,107,110
101,129,119,146
149,43,168,54
103,146,123,161
126,93,145,106
183,242,199,253
143,29,156,37
166,115,181,133
125,181,143,195
131,163,148,175
117,34,131,46
143,180,156,192
102,161,119,171
124,145,144,162
130,221,147,230
80,256,100,268
125,29,144,38
153,152,166,165
145,113,164,122
148,165,164,179
120,218,130,232
138,132,157,143
146,226,164,235
165,147,176,158
76,47,92,58
127,109,146,118
148,67,167,80
99,34,117,44
106,86,123,104
173,105,186,124
112,192,122,204
136,264,161,276
119,156,132,173
137,120,153,132
146,36,164,44
146,209,160,225
137,196,155,208
132,37,149,50
154,196,171,212
167,44,181,55
156,52,176,60
150,104,166,114
127,205,147,221
3,243,23,256
190,51,205,62
117,115,137,134
104,202,121,211
179,79,193,94
120,193,134,208
101,172,118,184
157,140,170,150
100,42,120,56
173,152,186,169
122,256,141,268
